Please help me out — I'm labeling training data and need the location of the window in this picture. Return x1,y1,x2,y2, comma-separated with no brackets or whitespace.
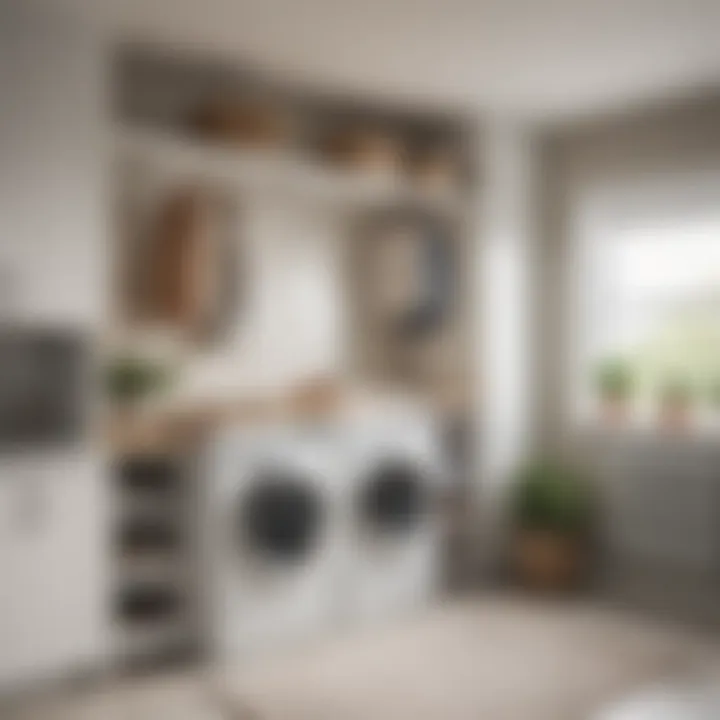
573,174,720,426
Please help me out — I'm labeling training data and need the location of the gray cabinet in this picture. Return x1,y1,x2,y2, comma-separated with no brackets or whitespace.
589,433,720,574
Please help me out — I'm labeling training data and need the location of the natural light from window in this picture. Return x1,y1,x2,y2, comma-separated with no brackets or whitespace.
577,205,720,431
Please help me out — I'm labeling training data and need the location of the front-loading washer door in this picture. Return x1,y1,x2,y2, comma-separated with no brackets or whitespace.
357,459,430,537
238,471,326,565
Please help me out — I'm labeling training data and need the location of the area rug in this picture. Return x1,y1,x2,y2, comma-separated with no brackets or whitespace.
216,595,719,720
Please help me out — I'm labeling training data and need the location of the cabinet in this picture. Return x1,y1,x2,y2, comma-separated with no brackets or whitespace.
0,3,104,326
0,454,109,689
589,434,720,574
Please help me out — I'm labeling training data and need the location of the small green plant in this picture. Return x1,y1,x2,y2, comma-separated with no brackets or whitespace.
658,375,693,405
510,459,595,537
105,355,173,405
707,378,720,407
594,358,634,400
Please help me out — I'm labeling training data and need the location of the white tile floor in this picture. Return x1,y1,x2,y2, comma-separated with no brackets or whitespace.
6,595,720,720
3,673,239,720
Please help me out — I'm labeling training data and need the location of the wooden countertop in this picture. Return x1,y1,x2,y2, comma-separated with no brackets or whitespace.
105,378,356,455
106,396,287,456
106,383,471,457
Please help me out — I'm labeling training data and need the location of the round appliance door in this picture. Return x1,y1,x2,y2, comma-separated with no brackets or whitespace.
238,470,326,565
357,458,431,536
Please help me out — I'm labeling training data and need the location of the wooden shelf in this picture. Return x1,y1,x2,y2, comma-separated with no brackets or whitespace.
115,126,461,213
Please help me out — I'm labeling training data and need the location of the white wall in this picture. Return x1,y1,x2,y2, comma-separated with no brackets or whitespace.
474,121,538,573
120,169,350,400
182,198,348,398
480,122,536,482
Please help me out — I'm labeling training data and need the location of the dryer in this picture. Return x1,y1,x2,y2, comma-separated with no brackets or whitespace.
202,423,346,661
344,404,447,624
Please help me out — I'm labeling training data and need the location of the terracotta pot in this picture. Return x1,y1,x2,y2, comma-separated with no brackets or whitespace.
513,530,584,591
600,396,629,426
659,399,692,431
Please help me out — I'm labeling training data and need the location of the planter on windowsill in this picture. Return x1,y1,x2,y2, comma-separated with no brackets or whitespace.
658,399,693,432
657,379,693,432
594,358,635,428
599,396,631,427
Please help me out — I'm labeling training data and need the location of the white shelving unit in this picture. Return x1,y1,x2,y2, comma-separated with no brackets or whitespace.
110,45,479,665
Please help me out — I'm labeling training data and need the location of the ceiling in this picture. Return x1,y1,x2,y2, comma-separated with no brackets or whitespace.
83,0,720,120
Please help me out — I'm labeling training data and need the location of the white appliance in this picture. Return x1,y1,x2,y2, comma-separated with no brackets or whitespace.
343,402,446,624
203,423,346,661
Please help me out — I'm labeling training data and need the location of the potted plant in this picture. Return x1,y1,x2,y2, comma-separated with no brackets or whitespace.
105,354,174,409
657,376,693,430
509,459,595,591
594,357,634,424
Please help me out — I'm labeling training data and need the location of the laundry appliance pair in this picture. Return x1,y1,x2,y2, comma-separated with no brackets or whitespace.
202,403,447,661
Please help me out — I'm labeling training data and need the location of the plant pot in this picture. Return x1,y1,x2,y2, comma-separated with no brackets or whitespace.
600,396,629,426
659,400,692,431
513,529,584,591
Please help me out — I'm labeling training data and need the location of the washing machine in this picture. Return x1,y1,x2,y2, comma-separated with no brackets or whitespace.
202,422,346,661
343,400,447,624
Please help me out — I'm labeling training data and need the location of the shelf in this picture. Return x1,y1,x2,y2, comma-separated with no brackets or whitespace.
115,126,461,213
118,614,196,660
118,551,187,584
120,489,183,517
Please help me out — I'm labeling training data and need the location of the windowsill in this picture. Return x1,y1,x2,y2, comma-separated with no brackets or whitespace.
573,410,720,445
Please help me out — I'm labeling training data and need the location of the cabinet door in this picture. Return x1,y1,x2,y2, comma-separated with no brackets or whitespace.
0,3,104,325
0,473,23,687
0,454,109,688
596,438,720,573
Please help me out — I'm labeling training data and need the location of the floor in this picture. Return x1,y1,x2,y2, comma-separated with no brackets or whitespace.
6,594,720,720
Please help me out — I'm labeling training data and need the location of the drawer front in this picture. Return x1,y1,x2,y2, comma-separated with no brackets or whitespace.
0,452,109,687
